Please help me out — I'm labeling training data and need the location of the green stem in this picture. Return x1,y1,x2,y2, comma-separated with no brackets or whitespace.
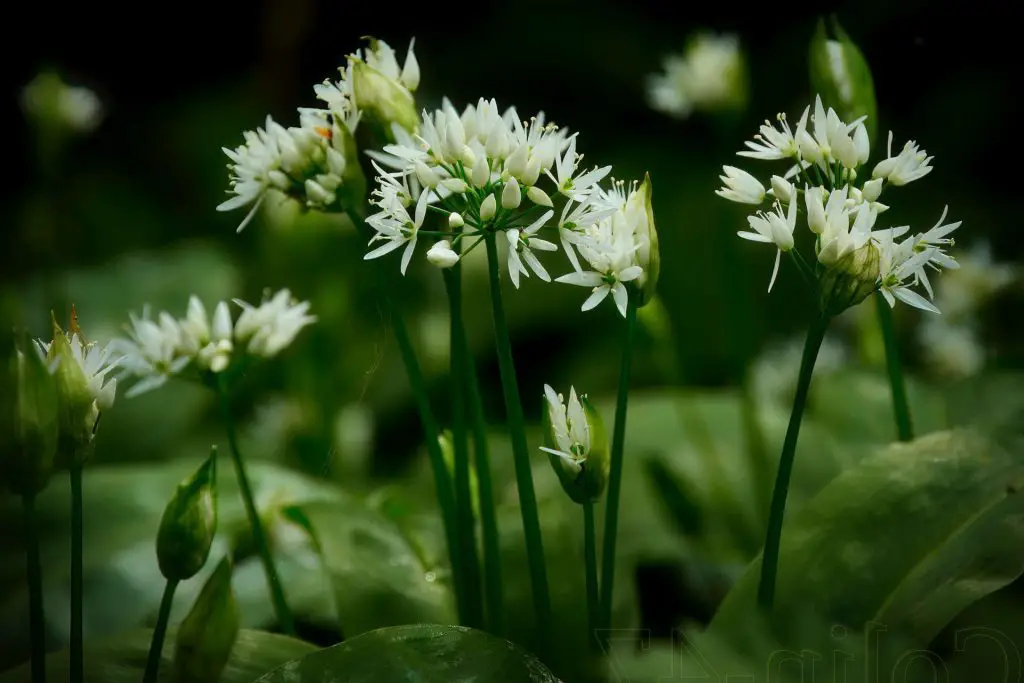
464,348,505,636
757,314,830,609
70,463,83,683
583,501,600,652
142,579,179,683
599,300,638,636
444,266,483,629
217,381,296,635
23,494,46,683
876,293,914,442
483,232,551,644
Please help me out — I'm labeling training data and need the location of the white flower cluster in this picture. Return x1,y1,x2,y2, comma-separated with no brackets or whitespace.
647,32,747,119
112,289,316,397
365,97,659,317
217,38,419,232
717,95,961,313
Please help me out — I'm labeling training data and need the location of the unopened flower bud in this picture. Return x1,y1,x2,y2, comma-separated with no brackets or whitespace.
441,178,469,194
415,160,441,188
426,240,460,269
173,556,239,683
629,173,660,307
350,45,418,136
527,186,553,207
471,161,490,188
541,385,609,504
1,332,59,496
448,212,465,229
769,175,795,205
156,448,218,581
479,194,497,221
853,123,870,164
861,177,883,202
805,186,827,234
819,241,881,315
502,177,522,209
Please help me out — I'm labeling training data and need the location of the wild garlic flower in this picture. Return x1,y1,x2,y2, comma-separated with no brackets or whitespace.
647,32,748,119
541,384,608,504
217,108,362,232
112,289,315,397
718,94,961,314
21,71,103,134
362,96,657,313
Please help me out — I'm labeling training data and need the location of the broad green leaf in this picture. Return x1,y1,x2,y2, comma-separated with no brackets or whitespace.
0,628,313,683
297,499,456,638
253,624,559,682
711,430,1024,644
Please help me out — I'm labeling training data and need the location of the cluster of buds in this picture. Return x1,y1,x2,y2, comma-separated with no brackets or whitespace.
217,38,420,232
112,288,316,397
716,95,960,315
647,32,749,120
365,96,660,317
540,384,609,504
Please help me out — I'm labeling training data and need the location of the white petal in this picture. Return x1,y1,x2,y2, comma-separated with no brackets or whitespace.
581,286,610,311
557,271,604,287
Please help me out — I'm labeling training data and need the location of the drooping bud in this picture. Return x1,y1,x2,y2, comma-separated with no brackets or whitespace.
540,385,609,504
1,331,59,496
808,16,878,144
349,39,419,137
426,240,460,269
172,556,239,683
819,241,882,315
628,173,660,307
156,448,218,581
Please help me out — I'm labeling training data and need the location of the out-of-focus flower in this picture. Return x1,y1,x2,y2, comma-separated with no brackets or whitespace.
21,71,103,135
113,289,315,396
647,32,748,119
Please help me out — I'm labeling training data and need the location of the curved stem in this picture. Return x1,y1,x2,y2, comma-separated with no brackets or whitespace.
465,350,504,636
217,380,296,635
444,266,483,628
70,463,83,683
483,232,551,645
583,501,600,652
599,300,638,637
757,314,830,609
23,494,46,683
142,579,179,683
875,293,914,442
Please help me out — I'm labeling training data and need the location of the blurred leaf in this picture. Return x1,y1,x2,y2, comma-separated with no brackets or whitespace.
711,429,1024,645
173,557,239,683
253,624,559,682
808,16,878,143
0,628,313,683
298,499,456,638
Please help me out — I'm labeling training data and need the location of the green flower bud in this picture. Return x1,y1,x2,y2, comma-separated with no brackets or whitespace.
172,556,239,683
350,38,419,140
819,241,881,316
47,313,99,465
809,16,878,144
541,385,609,504
1,331,59,496
157,448,218,581
629,173,660,308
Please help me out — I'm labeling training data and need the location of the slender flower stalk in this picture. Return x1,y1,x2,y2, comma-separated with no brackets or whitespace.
443,265,483,629
484,231,552,646
876,293,913,441
464,348,504,635
23,494,46,683
142,578,179,683
757,314,830,608
583,501,600,651
217,379,296,635
599,300,638,637
70,463,84,683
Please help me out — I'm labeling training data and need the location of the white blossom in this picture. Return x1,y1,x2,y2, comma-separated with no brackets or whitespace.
426,240,460,268
872,131,933,185
716,165,765,204
507,210,557,288
539,384,591,475
647,32,747,119
233,289,316,358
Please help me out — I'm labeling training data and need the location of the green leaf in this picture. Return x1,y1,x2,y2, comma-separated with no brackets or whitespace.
808,16,878,143
296,499,456,638
710,429,1024,644
173,557,239,683
0,628,314,683
253,624,559,682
